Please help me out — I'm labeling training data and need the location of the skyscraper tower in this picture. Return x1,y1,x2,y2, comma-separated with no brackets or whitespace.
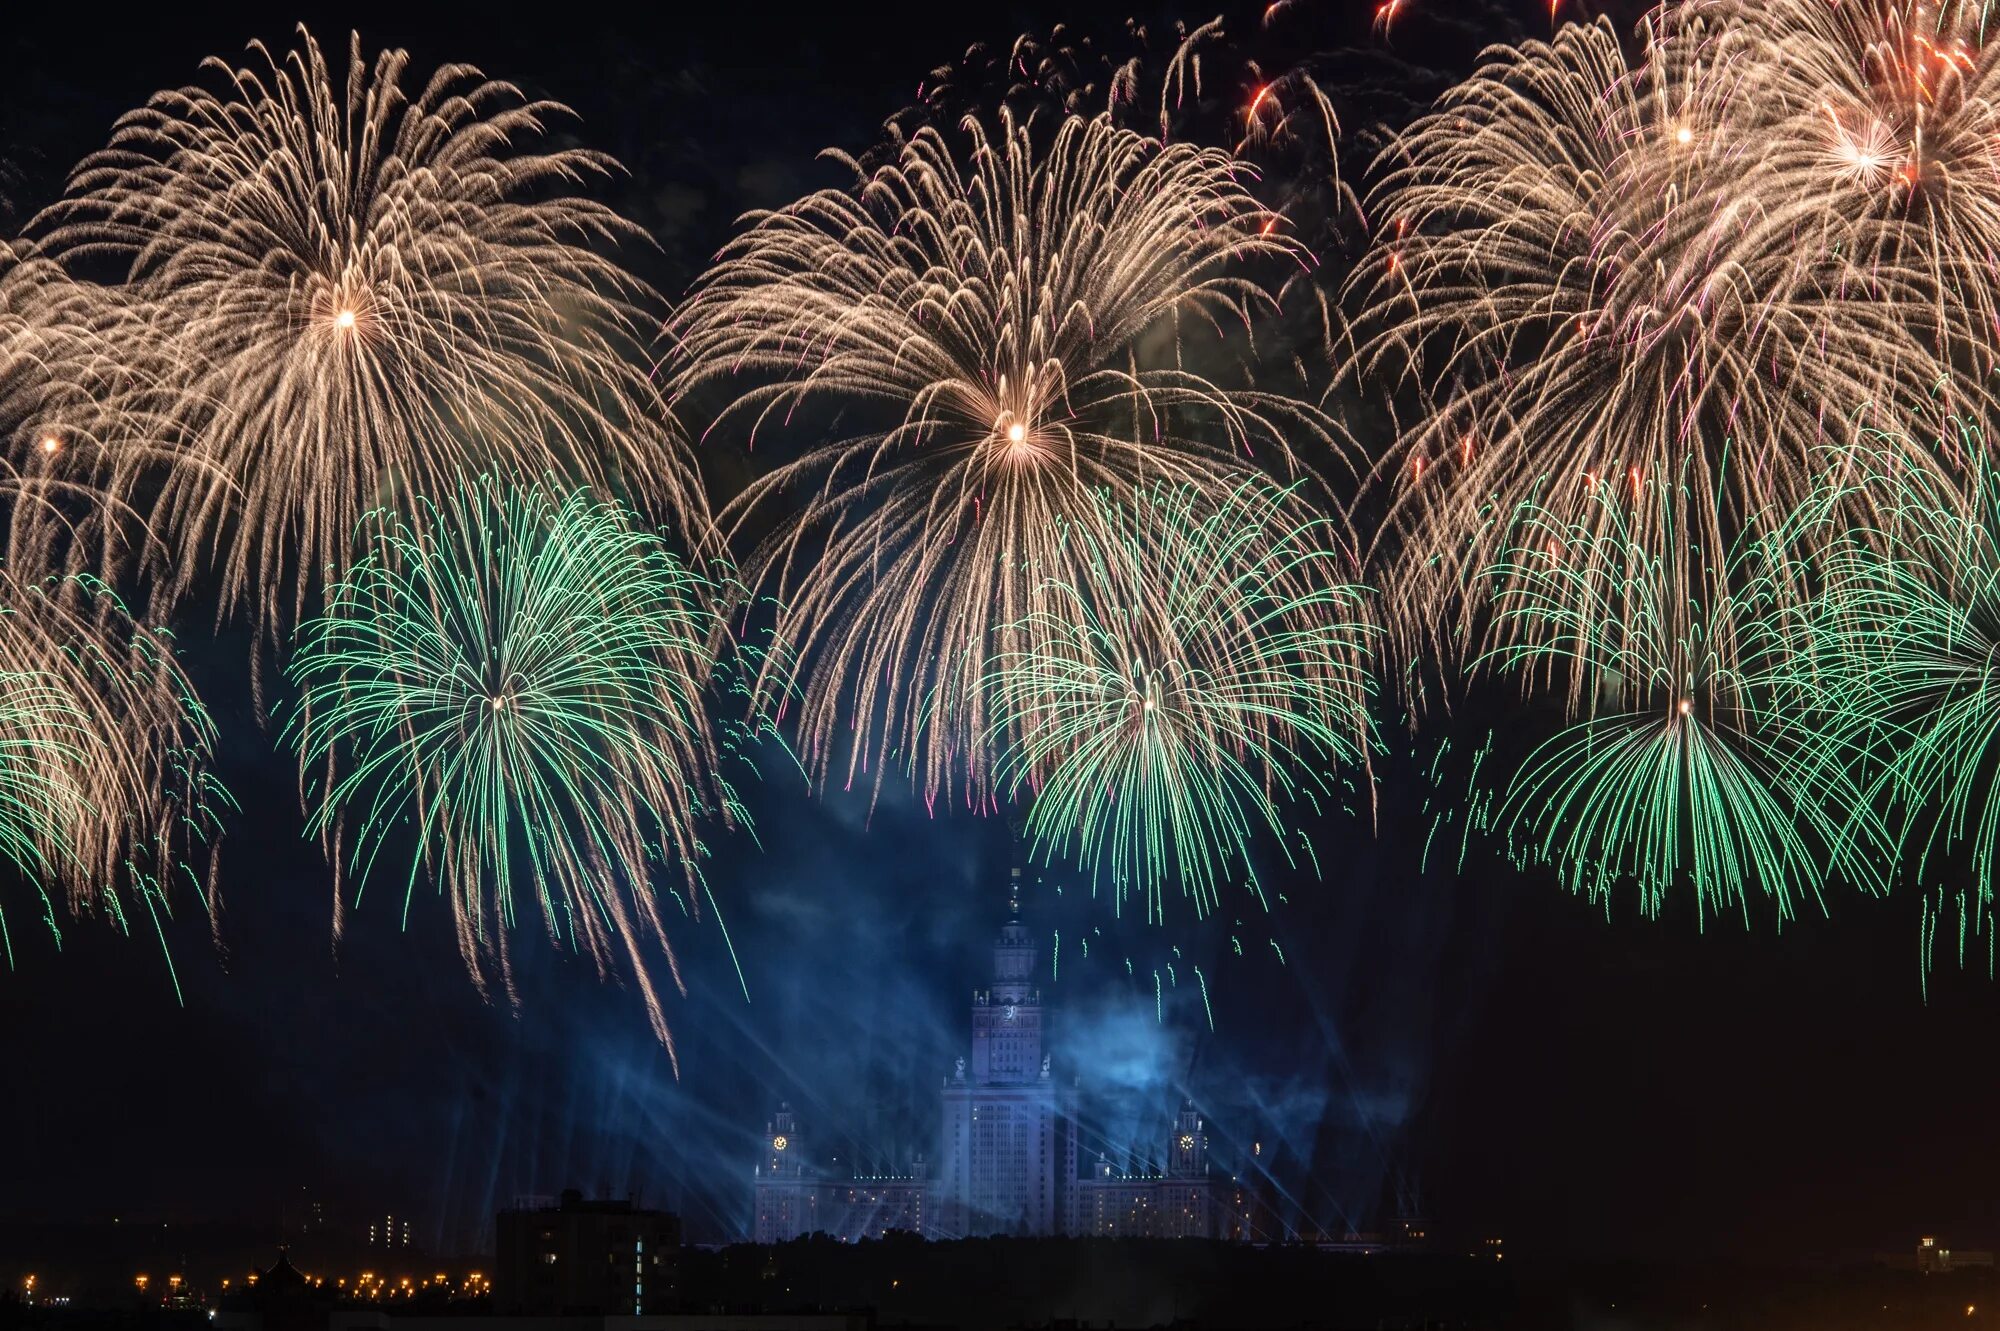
971,869,1040,1083
1168,1103,1208,1178
1157,1101,1215,1238
747,860,1238,1243
753,1104,818,1242
939,867,1059,1236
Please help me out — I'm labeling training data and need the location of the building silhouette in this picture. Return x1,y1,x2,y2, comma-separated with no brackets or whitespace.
753,870,1230,1240
494,1189,680,1315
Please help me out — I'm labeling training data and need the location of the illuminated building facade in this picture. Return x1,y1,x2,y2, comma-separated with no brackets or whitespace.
751,871,1235,1242
938,869,1066,1236
1070,1104,1223,1238
752,1105,934,1243
1920,1235,1997,1273
752,1105,815,1243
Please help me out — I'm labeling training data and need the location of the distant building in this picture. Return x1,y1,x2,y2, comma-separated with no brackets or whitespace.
939,869,1066,1236
1920,1235,1996,1273
753,1106,816,1243
752,869,1243,1241
752,1105,933,1243
494,1189,680,1315
364,1216,410,1250
1072,1105,1223,1238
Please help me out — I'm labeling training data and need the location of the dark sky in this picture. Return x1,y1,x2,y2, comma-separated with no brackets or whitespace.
2,0,1996,1266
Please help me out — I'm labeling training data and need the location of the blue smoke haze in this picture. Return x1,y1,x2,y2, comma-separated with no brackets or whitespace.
0,729,1483,1253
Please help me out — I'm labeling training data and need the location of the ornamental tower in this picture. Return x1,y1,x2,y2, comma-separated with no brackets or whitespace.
939,867,1059,1235
1168,1102,1208,1178
753,1103,819,1242
1159,1101,1215,1238
764,1105,802,1178
970,869,1042,1084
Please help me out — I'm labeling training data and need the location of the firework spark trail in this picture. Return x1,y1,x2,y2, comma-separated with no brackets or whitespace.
897,12,1351,186
1815,427,2000,979
672,110,1346,812
37,28,704,644
1347,15,1941,694
1464,472,1884,927
0,242,197,584
896,10,1362,351
287,477,746,1067
1373,2,1413,38
0,571,228,990
1659,0,2000,427
0,244,228,984
986,478,1376,922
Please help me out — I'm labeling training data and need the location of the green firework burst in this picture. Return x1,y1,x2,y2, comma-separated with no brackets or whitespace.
0,570,229,992
986,478,1377,922
1816,435,2000,977
1466,472,1881,927
287,477,745,1066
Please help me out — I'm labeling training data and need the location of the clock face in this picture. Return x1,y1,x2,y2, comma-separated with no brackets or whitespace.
1179,1134,1195,1150
1002,1005,1017,1021
772,1135,788,1151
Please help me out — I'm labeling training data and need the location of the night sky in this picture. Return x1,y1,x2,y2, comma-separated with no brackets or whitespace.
2,0,1995,1262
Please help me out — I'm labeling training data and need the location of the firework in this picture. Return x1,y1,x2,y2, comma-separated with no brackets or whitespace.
1460,473,1881,927
893,15,1345,153
39,28,701,638
895,25,1118,131
0,242,191,579
672,110,1341,809
286,477,741,1065
0,243,226,984
0,566,228,989
986,479,1375,922
1373,1,1411,37
1667,0,2000,412
887,16,1358,260
1815,429,2000,976
1348,16,1938,681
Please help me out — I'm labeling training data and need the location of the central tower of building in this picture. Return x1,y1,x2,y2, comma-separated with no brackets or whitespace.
938,867,1060,1236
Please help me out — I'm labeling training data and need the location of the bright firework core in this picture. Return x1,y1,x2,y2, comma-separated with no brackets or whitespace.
334,308,357,330
997,417,1047,464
